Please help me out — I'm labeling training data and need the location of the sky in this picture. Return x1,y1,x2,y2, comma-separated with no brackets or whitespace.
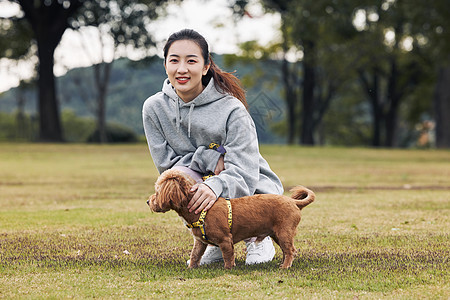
0,0,280,93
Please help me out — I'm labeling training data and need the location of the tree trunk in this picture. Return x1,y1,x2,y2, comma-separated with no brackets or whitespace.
385,59,401,148
36,38,63,142
96,91,107,144
280,20,297,145
15,88,26,140
94,62,112,143
301,63,315,145
434,64,450,148
359,68,385,147
300,41,316,145
370,73,382,147
283,58,297,145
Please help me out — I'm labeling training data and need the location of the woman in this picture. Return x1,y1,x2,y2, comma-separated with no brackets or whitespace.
142,29,283,265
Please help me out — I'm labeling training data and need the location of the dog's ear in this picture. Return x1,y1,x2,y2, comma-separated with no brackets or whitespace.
157,176,190,211
154,169,196,212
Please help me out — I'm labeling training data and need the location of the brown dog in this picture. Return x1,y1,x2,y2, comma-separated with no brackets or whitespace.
147,169,315,269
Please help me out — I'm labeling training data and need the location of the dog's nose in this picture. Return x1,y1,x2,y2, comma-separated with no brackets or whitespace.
146,199,150,206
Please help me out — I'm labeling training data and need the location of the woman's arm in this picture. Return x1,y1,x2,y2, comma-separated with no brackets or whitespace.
188,107,260,213
192,106,260,209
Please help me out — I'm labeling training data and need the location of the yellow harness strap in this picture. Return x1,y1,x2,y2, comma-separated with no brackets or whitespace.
186,210,208,240
186,198,232,242
226,198,232,230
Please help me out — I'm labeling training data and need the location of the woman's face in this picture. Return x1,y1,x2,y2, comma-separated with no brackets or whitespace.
165,40,210,102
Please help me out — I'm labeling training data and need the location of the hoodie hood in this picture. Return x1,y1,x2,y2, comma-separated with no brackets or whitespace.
162,78,227,137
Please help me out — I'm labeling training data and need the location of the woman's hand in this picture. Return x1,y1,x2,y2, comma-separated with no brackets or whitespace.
188,183,217,214
214,156,225,175
187,156,224,214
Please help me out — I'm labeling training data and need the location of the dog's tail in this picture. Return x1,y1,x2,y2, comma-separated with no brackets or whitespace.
290,186,315,209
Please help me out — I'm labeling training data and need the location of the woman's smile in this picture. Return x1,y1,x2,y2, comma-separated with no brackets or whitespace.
176,77,190,84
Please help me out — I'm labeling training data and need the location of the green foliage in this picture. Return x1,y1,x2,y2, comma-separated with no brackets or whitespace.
230,0,449,147
62,110,96,142
0,112,16,140
87,122,138,143
72,0,165,49
321,94,372,146
0,111,37,141
3,0,171,142
0,109,137,143
0,15,33,60
2,0,450,147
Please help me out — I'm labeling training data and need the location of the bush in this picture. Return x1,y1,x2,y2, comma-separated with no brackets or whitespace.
0,112,37,141
87,122,138,143
0,110,138,143
62,110,96,142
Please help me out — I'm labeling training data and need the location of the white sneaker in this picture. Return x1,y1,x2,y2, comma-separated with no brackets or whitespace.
245,236,276,265
186,246,223,266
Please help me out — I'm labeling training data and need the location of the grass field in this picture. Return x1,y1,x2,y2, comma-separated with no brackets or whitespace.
0,143,449,299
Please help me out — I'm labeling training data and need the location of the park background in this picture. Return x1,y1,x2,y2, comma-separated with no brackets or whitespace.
1,0,449,148
0,0,449,299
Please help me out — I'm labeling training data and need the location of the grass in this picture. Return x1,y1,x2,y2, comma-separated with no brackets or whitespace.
0,143,449,299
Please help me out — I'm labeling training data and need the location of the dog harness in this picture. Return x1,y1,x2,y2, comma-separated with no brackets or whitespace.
186,198,232,243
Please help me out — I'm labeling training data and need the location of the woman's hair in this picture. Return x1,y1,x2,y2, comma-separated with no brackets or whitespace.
163,29,248,109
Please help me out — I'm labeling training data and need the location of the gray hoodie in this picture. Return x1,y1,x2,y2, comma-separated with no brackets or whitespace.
142,78,283,198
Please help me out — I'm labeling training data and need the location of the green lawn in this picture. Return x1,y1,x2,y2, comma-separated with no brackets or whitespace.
0,143,449,299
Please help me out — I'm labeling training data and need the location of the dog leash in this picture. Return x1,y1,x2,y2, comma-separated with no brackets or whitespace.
186,198,232,243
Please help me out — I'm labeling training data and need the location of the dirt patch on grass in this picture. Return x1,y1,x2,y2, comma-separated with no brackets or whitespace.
304,185,450,193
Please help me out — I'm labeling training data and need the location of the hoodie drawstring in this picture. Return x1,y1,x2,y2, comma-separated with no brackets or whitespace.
175,99,181,132
175,98,195,138
188,103,195,138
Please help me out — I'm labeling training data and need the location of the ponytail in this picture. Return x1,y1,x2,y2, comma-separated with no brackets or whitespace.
164,29,248,109
204,57,248,109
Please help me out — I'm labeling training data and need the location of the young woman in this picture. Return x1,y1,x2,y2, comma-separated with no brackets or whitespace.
142,29,283,265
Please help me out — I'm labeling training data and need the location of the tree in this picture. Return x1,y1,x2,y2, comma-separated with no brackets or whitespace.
415,0,450,148
231,0,450,148
434,65,450,148
352,1,429,147
229,0,301,144
6,0,171,142
265,0,357,145
69,0,169,143
260,0,444,148
265,1,301,145
0,11,36,140
13,0,83,142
